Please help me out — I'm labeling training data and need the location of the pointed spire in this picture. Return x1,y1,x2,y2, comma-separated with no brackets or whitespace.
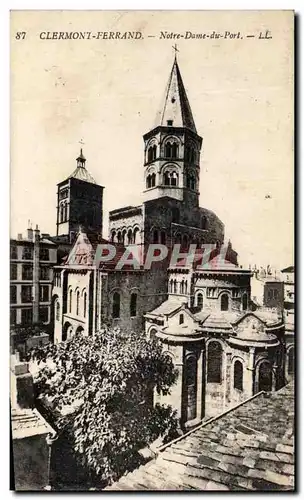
76,148,86,166
155,56,197,133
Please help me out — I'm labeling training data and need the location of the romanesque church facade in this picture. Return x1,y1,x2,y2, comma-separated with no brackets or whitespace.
52,56,290,428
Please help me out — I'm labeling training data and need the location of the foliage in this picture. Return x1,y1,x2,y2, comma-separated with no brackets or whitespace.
29,327,179,484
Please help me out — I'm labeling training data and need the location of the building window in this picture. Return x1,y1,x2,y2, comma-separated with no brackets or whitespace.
201,216,207,230
287,347,294,375
172,208,180,224
167,120,173,126
207,342,222,383
274,289,278,299
21,285,32,303
10,285,17,304
257,361,273,392
185,354,197,421
22,246,33,260
69,289,72,314
60,188,68,200
40,267,49,280
127,229,133,244
179,313,184,325
111,231,116,243
197,293,203,309
40,285,49,302
220,293,229,311
39,248,49,261
130,293,137,317
55,300,60,321
10,245,18,259
173,280,177,294
22,264,33,280
76,290,80,315
147,145,157,162
234,361,243,391
164,171,179,187
112,291,120,319
242,293,248,311
10,264,17,280
39,307,49,323
21,308,32,325
10,309,17,325
83,292,87,319
149,328,157,341
152,229,159,244
165,141,179,158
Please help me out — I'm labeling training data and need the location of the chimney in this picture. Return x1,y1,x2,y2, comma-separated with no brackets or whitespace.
17,233,23,241
27,220,33,241
10,354,34,409
34,224,40,242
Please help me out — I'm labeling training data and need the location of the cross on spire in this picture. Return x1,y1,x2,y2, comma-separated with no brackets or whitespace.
172,44,179,60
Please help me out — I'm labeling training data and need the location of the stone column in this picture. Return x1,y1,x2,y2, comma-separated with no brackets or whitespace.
224,349,232,409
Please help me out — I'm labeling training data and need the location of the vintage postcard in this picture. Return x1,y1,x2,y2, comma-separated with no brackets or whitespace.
10,10,294,491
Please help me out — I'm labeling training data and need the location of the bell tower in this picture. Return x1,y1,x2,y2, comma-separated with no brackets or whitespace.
143,54,203,208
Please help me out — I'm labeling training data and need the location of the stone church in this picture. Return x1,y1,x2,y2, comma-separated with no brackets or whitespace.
52,55,289,428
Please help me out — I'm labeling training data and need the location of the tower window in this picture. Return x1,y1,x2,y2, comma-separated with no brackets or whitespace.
83,291,87,318
167,120,173,126
179,313,184,325
112,291,120,319
147,145,157,162
146,172,156,189
164,170,179,187
220,293,229,311
76,290,80,315
152,229,159,244
172,208,180,224
160,230,166,245
197,292,203,309
242,293,248,311
69,289,72,314
234,361,243,391
165,141,179,158
130,293,137,317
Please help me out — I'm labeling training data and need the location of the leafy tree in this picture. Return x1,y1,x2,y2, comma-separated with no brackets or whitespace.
29,327,179,486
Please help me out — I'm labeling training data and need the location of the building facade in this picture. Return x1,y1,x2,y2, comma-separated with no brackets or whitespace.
10,225,57,327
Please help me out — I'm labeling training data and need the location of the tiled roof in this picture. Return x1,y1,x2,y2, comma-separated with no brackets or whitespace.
106,383,294,491
68,166,96,184
281,266,294,273
11,408,54,440
146,297,185,317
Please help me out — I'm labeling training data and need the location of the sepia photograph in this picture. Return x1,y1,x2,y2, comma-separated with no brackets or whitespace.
10,10,294,491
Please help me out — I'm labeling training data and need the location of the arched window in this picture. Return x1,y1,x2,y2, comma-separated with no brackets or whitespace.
151,173,156,187
147,146,154,162
83,292,87,318
201,216,207,230
149,328,157,341
234,361,243,391
173,280,177,294
146,175,151,189
60,204,64,223
130,293,137,317
258,361,272,392
76,290,80,316
287,347,294,375
55,300,60,321
242,293,248,311
165,142,172,158
117,231,122,244
112,291,120,319
197,293,203,309
171,171,178,186
64,203,68,222
111,231,116,243
164,172,170,185
207,342,222,383
152,145,157,159
180,281,184,294
179,313,184,325
69,289,72,314
185,354,197,421
127,229,133,244
152,229,159,244
172,208,180,224
221,293,229,311
164,170,179,187
172,143,178,158
160,230,166,245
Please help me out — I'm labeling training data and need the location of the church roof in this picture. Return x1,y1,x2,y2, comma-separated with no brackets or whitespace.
154,57,197,133
68,165,96,184
106,383,294,491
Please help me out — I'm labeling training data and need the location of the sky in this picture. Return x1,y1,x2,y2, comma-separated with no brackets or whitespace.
10,10,294,270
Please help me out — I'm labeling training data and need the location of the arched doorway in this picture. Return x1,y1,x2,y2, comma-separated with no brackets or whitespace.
220,293,229,311
257,361,273,392
184,354,198,422
75,326,84,335
62,322,73,342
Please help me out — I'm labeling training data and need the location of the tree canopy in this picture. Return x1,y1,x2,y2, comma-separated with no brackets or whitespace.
29,327,179,486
